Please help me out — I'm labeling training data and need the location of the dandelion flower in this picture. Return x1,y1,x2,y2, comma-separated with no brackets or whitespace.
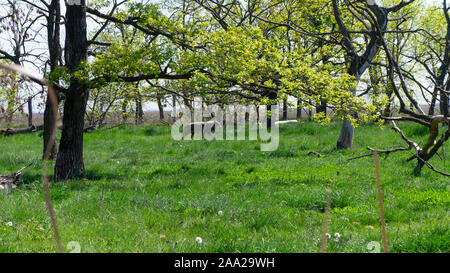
334,233,341,242
6,222,12,227
218,210,223,215
325,233,331,239
195,237,203,244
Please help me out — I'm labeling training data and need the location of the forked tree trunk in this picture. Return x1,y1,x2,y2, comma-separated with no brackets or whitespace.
54,1,87,181
332,0,392,150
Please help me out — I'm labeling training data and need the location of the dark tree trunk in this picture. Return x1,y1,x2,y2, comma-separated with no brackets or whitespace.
43,0,61,160
122,98,129,123
441,81,449,118
296,97,302,120
43,94,58,159
429,89,438,116
316,100,327,116
308,100,312,121
266,92,277,129
54,1,88,181
383,99,392,124
135,92,144,125
27,97,33,127
282,98,288,120
54,88,88,180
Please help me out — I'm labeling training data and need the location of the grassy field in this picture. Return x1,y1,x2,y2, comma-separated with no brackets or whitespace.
0,121,448,253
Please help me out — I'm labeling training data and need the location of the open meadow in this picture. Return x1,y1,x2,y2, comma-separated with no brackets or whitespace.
0,122,448,253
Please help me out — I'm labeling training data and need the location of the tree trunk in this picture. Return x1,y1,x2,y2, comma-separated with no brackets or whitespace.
316,100,327,116
332,0,390,150
43,94,58,160
27,97,33,127
429,89,438,116
308,100,312,121
336,75,360,149
441,81,449,117
282,98,288,120
297,97,302,120
266,92,277,129
172,95,177,122
55,89,88,180
43,0,61,160
54,1,88,181
122,98,129,123
157,96,164,122
135,93,144,125
337,119,354,149
5,82,17,124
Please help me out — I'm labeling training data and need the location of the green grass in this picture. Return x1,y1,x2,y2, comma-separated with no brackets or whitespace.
0,122,448,253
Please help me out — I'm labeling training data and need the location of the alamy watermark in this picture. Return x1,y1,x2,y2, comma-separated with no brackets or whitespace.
171,97,280,151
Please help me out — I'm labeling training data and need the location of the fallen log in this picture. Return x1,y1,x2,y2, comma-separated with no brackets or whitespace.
275,120,298,125
0,125,44,136
0,163,32,192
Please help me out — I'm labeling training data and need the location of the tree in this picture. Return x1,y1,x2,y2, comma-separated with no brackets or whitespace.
0,0,45,124
329,0,416,149
370,0,449,176
54,0,89,180
41,0,386,180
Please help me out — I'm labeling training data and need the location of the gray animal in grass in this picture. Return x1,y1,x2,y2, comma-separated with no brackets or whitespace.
0,163,32,192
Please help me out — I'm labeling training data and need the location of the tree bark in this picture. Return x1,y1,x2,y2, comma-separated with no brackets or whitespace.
54,1,88,181
157,95,164,122
296,97,302,120
266,92,277,128
43,0,61,160
282,98,288,120
27,97,33,127
135,92,144,125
